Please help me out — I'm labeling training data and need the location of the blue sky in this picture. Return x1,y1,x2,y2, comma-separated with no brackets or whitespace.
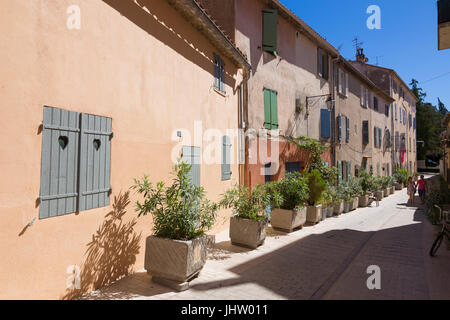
281,0,450,108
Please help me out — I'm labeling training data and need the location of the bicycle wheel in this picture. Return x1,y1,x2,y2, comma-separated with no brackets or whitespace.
430,233,444,257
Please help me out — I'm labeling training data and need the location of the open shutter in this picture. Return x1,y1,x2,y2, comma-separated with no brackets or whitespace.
338,161,343,183
39,107,80,219
320,109,331,138
221,136,231,181
361,85,364,106
374,127,377,148
345,116,350,142
220,59,225,93
365,89,369,108
362,121,369,145
338,68,343,94
347,161,351,180
337,115,342,141
213,54,219,90
270,90,278,129
317,48,323,78
262,9,278,53
264,89,271,129
345,73,349,97
78,113,112,212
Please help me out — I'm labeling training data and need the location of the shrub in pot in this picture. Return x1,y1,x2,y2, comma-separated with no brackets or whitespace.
219,184,274,249
266,172,309,232
329,185,344,215
323,187,335,218
357,170,372,207
304,169,326,223
371,177,384,201
350,177,362,210
381,176,391,197
393,169,409,189
132,161,217,291
340,181,353,213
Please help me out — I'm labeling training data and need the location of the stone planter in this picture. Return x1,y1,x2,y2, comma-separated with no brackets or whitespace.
230,216,267,249
270,207,307,233
326,206,334,218
383,188,389,197
333,200,344,215
321,207,328,221
374,190,384,201
395,183,403,190
306,205,322,223
352,197,359,210
144,235,208,291
344,201,352,213
358,195,369,207
390,187,395,194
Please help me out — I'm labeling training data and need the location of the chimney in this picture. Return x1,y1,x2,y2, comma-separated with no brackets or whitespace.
356,48,369,64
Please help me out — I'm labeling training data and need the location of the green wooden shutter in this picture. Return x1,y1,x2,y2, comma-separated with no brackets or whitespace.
347,161,351,180
264,89,272,129
221,136,231,181
39,107,80,219
338,161,343,183
78,113,112,212
262,9,278,53
270,90,278,129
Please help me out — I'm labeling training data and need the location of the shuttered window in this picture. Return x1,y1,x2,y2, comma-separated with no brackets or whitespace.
285,161,301,173
413,117,416,130
362,120,369,145
317,48,329,80
373,96,378,111
264,88,278,130
345,73,349,97
39,106,112,219
221,136,232,181
337,115,342,141
374,126,378,148
182,146,201,187
378,128,382,148
262,9,278,54
214,53,225,94
395,103,398,121
320,109,331,139
345,116,350,143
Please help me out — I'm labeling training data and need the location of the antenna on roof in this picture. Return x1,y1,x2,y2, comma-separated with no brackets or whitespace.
352,36,364,57
375,55,384,66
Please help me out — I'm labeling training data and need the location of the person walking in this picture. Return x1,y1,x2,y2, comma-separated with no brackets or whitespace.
407,177,416,205
417,175,428,205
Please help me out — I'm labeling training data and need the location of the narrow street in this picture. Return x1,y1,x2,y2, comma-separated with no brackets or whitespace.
85,177,450,300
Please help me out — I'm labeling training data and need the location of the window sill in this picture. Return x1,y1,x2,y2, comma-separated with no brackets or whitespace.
213,87,227,97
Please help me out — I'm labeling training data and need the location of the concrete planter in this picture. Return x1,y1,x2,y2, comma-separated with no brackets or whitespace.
352,197,359,210
270,207,306,233
358,195,369,207
395,183,403,190
144,235,208,291
306,205,322,223
374,190,384,201
333,200,344,215
229,216,267,249
344,201,352,213
383,188,389,197
326,206,334,218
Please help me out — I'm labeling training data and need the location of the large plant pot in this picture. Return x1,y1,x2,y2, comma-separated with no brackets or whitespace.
359,195,369,207
306,205,322,223
321,207,328,221
391,187,396,194
144,235,208,291
326,206,334,218
344,201,352,213
230,217,267,249
270,207,306,233
395,183,403,190
333,201,344,215
383,188,389,197
374,190,384,201
352,197,359,210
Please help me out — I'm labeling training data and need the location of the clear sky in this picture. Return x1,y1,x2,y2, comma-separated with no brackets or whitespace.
281,0,450,108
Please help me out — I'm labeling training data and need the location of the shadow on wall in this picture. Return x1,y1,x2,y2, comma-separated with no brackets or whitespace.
61,191,141,300
102,0,236,89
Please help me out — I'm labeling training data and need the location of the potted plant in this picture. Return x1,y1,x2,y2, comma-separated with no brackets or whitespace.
381,176,390,197
371,177,384,201
220,184,273,249
132,161,217,291
393,169,408,190
323,186,335,218
266,172,309,233
304,169,326,223
387,176,395,194
358,170,372,207
341,181,353,213
350,177,362,210
330,185,344,215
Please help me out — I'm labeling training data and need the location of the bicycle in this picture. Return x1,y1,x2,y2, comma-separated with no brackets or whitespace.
429,205,450,257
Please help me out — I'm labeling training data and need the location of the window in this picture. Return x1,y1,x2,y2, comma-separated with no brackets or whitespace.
320,109,331,139
285,161,301,173
318,48,329,79
345,116,350,143
264,88,278,130
362,121,369,145
403,108,406,125
182,146,201,187
373,96,378,111
395,103,398,121
214,53,225,93
39,106,112,219
221,136,232,181
409,114,412,128
365,89,370,108
262,9,278,54
337,68,348,96
385,104,390,117
360,85,365,106
264,163,272,183
395,131,399,150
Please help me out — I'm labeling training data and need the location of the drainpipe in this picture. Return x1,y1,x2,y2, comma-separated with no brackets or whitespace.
242,69,251,188
330,56,340,168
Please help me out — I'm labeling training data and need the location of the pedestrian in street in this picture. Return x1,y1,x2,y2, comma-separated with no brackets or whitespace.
407,177,416,205
417,175,428,205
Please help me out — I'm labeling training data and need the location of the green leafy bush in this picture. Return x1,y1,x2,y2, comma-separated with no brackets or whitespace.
132,161,217,241
340,178,361,201
380,176,391,189
370,176,383,192
304,169,326,206
266,172,309,210
358,169,373,196
219,184,275,221
393,169,409,185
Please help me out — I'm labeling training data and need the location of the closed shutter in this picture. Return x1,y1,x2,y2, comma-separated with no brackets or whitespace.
323,52,329,79
347,161,351,181
345,116,350,142
374,127,378,148
213,54,219,90
39,107,80,219
338,161,343,183
317,48,323,78
78,113,112,212
221,136,232,181
270,90,278,129
362,121,369,145
264,89,271,130
262,9,278,53
182,146,201,187
378,128,382,148
320,109,331,138
345,73,349,97
361,85,364,106
337,115,342,141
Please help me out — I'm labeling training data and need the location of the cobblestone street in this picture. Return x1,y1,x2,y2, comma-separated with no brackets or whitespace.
84,183,450,300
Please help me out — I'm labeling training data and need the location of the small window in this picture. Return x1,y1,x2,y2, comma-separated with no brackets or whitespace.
318,48,329,80
285,161,301,173
214,53,225,94
373,96,378,111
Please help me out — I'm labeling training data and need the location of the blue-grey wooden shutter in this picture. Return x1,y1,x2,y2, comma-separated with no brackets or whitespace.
378,128,382,148
374,127,377,148
182,146,201,187
213,54,219,91
362,120,369,145
39,107,80,219
338,161,343,183
78,113,112,212
221,136,231,181
345,116,350,142
347,161,351,181
320,109,330,138
337,115,342,141
262,9,278,53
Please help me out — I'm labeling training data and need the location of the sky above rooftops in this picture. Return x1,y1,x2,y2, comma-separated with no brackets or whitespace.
281,0,450,108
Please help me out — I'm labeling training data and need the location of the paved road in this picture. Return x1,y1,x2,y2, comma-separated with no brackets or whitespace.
84,181,450,300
